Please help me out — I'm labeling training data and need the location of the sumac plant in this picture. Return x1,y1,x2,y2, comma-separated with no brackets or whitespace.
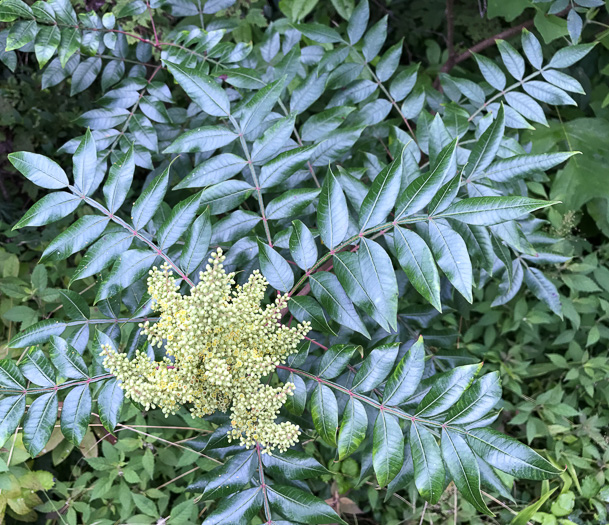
0,0,595,522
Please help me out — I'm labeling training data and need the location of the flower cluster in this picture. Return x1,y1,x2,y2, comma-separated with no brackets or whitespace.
101,248,310,453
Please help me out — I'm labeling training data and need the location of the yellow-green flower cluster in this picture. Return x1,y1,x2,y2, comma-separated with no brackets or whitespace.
101,248,310,453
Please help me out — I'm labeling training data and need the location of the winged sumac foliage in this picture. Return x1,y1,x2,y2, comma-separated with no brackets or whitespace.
0,0,593,521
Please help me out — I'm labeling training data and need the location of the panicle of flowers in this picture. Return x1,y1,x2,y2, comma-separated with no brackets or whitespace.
101,248,310,453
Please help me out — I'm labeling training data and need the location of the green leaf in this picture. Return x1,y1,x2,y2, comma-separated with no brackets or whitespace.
437,196,556,226
257,241,294,292
180,209,211,275
58,290,90,321
410,422,445,504
347,0,369,44
96,249,158,302
428,219,473,302
318,169,349,250
58,27,80,67
202,487,262,525
390,63,419,101
510,487,558,525
60,384,91,445
522,81,576,105
20,347,55,387
211,210,260,244
383,336,426,405
157,192,202,249
8,319,67,348
175,153,247,189
467,428,562,480
266,188,320,220
40,215,109,263
0,359,26,389
445,372,501,425
310,272,370,338
478,152,577,183
394,226,441,311
98,378,124,432
164,126,238,153
416,364,480,417
318,344,359,379
0,395,25,447
441,428,493,516
521,29,543,69
188,450,256,498
72,128,97,196
199,180,253,214
523,267,562,318
289,220,317,271
48,336,88,379
71,57,102,95
463,105,505,180
6,19,37,51
362,15,387,62
548,43,595,68
262,449,328,480
301,107,355,142
13,191,81,229
285,372,307,416
352,343,399,393
132,165,170,230
474,53,506,91
428,172,461,216
23,392,58,457
359,154,402,231
8,151,68,189
337,397,367,460
373,411,404,487
311,384,339,446
258,146,314,188
395,139,457,219
376,39,403,82
164,61,230,117
103,144,135,213
238,77,285,135
251,114,295,164
295,23,343,43
71,231,133,282
0,0,33,22
497,39,524,80
289,295,335,335
267,484,347,525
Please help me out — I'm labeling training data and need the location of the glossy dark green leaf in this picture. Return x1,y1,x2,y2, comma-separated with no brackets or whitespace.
175,153,247,189
362,15,387,62
58,290,90,321
311,384,339,446
395,139,457,220
263,449,328,480
416,364,480,417
60,384,91,445
13,191,81,229
289,295,335,335
34,24,60,68
410,422,445,504
548,43,595,68
8,151,68,189
71,231,133,283
428,172,461,216
441,428,493,516
394,226,441,311
521,29,543,69
359,155,402,231
238,77,284,134
165,61,230,117
347,0,369,44
188,450,256,498
352,343,399,393
58,27,80,67
337,397,367,460
463,105,505,180
266,188,320,220
310,272,369,337
157,191,202,249
497,39,524,80
96,249,158,302
8,319,67,348
211,210,260,244
289,220,317,271
428,219,473,302
132,165,170,230
0,395,25,447
258,146,314,188
180,209,211,275
467,428,562,480
202,487,262,525
372,411,404,487
318,170,349,250
41,215,109,263
71,57,102,95
285,372,307,416
524,267,563,318
6,19,37,51
98,378,124,432
267,484,347,525
445,372,501,425
164,126,238,153
318,344,359,379
383,337,426,405
376,39,403,82
23,392,58,457
199,180,253,214
251,114,295,164
479,152,577,183
257,241,294,292
0,358,26,389
72,129,97,196
48,335,88,379
103,144,135,213
20,347,55,387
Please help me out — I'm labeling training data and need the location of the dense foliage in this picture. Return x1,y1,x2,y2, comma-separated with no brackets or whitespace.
0,0,608,524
